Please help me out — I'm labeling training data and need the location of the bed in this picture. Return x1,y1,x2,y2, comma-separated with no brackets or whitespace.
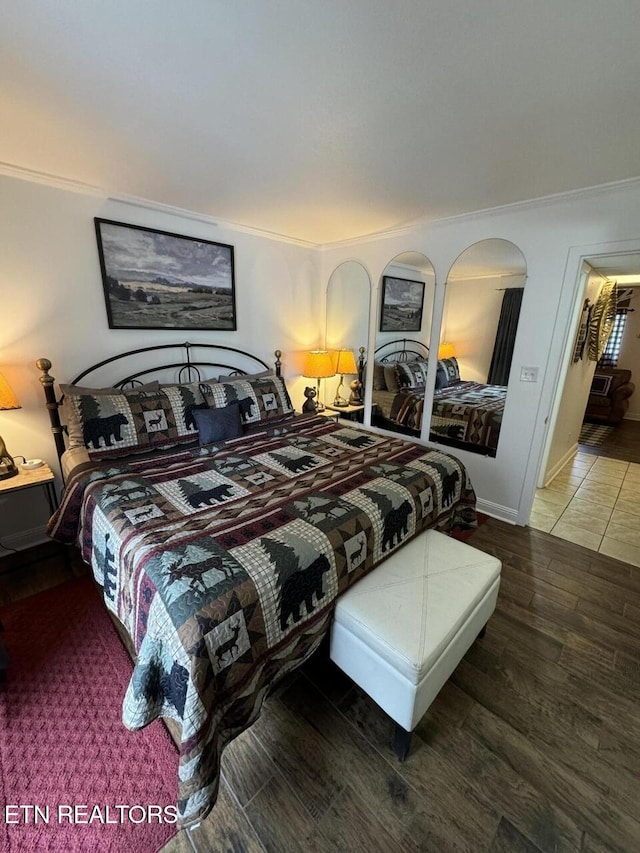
40,341,477,828
371,339,507,457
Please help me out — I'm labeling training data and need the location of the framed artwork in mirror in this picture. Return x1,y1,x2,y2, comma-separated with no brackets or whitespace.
95,218,236,330
379,276,425,332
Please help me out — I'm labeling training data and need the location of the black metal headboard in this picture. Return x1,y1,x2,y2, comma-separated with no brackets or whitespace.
374,338,429,363
37,341,283,464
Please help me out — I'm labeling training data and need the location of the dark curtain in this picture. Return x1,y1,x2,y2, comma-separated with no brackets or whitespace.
487,288,524,385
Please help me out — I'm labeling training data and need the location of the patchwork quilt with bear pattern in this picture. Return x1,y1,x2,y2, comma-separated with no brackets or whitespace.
48,414,476,828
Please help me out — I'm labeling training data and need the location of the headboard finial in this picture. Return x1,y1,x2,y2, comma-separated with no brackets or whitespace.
36,358,66,462
36,357,54,385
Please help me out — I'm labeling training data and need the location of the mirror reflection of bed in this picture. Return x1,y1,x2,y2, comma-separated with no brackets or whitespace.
430,239,526,456
371,338,430,435
368,242,527,455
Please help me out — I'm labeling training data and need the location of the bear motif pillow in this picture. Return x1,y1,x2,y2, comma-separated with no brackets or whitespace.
199,375,293,425
67,382,205,459
439,357,461,385
395,359,429,389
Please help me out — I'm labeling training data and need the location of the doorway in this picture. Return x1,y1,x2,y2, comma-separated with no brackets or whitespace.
532,249,640,566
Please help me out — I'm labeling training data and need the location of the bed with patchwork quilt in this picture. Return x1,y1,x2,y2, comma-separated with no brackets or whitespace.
430,380,506,455
372,349,507,456
48,414,476,828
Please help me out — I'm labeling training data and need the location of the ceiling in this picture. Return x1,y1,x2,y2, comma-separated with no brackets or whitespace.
2,1,640,245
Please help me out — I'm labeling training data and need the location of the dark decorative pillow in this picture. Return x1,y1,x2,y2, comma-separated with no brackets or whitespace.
435,362,449,390
200,375,293,424
395,359,429,389
68,383,205,459
192,403,242,444
440,357,460,385
590,374,613,396
384,365,401,393
373,362,386,391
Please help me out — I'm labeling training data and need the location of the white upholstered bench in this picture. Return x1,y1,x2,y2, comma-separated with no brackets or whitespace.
330,529,501,759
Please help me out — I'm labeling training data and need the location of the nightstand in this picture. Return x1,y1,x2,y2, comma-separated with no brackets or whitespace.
316,408,340,423
323,404,365,423
0,462,58,515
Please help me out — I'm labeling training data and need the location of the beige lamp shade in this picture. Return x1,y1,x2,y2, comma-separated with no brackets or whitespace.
438,342,456,359
303,350,335,379
0,372,20,410
334,349,358,375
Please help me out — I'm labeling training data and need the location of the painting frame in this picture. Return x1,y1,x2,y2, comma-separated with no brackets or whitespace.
379,275,425,332
95,218,237,331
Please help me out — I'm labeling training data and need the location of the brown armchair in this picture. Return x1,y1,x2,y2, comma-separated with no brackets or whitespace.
584,368,635,426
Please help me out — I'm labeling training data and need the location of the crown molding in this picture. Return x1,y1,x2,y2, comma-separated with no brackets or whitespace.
318,220,421,251
0,161,106,197
109,195,318,248
4,159,640,252
318,175,640,251
0,161,318,249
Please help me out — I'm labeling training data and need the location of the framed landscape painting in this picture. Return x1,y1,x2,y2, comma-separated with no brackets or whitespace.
95,219,236,330
379,276,425,332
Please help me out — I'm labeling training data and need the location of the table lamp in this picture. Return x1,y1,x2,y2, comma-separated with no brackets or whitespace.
332,349,358,407
0,371,20,480
302,350,335,412
438,342,456,360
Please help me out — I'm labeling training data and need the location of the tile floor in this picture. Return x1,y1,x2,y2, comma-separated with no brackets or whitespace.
530,451,640,567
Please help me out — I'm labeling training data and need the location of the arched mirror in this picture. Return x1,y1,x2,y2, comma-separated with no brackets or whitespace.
429,238,527,457
370,252,436,435
325,261,371,412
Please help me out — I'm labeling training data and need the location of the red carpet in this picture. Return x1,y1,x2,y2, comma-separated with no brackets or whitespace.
0,578,179,852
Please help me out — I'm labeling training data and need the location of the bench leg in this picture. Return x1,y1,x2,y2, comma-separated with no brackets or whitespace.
393,724,412,762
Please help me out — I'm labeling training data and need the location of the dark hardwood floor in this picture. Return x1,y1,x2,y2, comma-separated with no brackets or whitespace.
580,418,640,464
2,520,640,852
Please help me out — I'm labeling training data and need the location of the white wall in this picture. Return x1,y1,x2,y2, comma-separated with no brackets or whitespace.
543,265,604,483
0,174,319,549
320,179,640,525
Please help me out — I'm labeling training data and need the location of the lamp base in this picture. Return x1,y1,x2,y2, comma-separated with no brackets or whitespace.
332,399,348,407
0,460,18,480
